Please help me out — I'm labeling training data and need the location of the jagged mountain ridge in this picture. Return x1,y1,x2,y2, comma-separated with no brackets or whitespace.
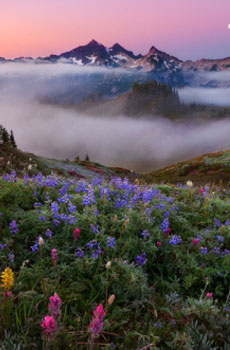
42,39,182,73
2,39,229,73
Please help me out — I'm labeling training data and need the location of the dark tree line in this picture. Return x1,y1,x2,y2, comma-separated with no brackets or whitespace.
126,79,184,116
0,125,17,148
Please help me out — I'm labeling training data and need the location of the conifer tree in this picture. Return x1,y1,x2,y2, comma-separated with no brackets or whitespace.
10,130,17,148
2,128,9,144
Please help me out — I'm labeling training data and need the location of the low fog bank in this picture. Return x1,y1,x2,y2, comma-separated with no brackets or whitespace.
1,63,230,173
1,101,230,173
178,87,230,107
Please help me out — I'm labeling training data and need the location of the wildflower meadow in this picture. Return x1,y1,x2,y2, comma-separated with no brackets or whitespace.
1,170,230,349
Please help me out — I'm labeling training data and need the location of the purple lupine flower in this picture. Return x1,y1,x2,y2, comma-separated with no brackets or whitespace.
169,235,182,246
201,247,208,255
213,247,220,255
155,321,162,328
51,202,60,218
9,253,14,263
136,252,147,266
141,230,150,239
31,243,39,253
90,224,100,234
77,248,85,258
160,218,169,233
196,234,203,242
216,235,225,243
222,249,230,257
9,220,18,234
214,218,222,227
107,237,116,249
45,229,53,238
31,236,43,253
53,219,60,227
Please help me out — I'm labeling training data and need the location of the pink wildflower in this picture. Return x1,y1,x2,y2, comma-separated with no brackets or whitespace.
193,239,198,247
89,304,105,339
48,293,62,320
206,292,213,299
41,316,57,339
74,228,80,242
156,241,162,247
200,188,204,194
167,228,171,235
4,291,12,299
52,249,58,262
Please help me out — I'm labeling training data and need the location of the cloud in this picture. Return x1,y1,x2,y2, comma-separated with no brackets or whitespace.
178,87,230,106
0,63,230,173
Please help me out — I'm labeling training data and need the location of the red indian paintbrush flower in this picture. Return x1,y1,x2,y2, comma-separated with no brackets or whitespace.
193,239,198,246
89,304,105,339
52,249,58,262
74,228,80,241
206,292,213,299
41,316,57,339
49,293,62,320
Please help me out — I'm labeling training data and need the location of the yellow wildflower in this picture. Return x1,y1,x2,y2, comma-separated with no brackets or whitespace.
1,267,14,291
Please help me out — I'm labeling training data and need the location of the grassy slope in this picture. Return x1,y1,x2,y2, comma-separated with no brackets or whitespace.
3,143,230,187
0,144,138,181
145,150,230,186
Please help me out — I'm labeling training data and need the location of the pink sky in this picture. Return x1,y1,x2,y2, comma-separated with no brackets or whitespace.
0,0,230,60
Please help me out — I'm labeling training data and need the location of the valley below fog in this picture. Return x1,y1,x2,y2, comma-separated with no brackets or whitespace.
1,63,230,173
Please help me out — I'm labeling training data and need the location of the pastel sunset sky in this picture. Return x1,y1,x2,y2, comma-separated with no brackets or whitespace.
0,0,229,60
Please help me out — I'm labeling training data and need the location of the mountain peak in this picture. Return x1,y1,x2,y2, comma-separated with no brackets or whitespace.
147,45,181,63
86,39,105,48
109,43,142,60
111,43,125,50
148,46,165,55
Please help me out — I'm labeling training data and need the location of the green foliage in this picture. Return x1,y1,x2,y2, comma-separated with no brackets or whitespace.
1,173,230,348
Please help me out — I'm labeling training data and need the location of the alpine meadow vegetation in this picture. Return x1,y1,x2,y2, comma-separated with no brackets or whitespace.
1,165,230,349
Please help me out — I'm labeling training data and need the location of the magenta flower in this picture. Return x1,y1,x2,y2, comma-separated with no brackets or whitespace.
156,241,162,247
41,316,57,339
167,228,171,235
4,291,12,299
74,228,80,242
193,239,198,246
49,293,62,320
89,304,105,339
200,188,204,194
52,249,58,262
206,292,213,299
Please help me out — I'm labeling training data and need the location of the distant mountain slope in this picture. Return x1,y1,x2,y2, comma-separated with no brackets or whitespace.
145,150,230,185
181,57,230,72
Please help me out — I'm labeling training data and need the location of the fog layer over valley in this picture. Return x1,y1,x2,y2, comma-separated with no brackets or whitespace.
1,63,230,173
